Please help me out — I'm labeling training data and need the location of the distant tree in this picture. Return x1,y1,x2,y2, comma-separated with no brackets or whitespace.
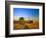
19,17,24,21
19,17,25,25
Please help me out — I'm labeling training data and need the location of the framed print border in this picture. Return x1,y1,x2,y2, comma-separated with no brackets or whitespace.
5,1,45,37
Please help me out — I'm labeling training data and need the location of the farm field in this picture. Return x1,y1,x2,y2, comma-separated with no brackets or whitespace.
13,20,39,30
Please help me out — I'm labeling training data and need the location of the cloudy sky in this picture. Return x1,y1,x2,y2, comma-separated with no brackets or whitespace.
13,8,39,21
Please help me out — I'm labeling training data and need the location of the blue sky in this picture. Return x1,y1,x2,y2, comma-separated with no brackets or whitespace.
13,8,39,18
